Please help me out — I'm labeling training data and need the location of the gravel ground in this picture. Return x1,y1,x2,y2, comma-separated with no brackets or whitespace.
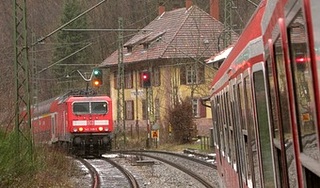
71,153,223,188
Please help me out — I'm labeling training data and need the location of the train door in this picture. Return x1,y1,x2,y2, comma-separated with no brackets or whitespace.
283,2,320,186
252,62,276,187
230,79,243,187
302,0,320,185
235,74,254,188
243,71,259,188
266,35,296,188
51,114,57,143
212,94,223,174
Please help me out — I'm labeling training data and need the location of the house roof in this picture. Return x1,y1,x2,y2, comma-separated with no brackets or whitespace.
100,5,237,68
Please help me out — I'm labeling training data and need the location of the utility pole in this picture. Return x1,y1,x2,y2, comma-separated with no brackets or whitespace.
223,0,233,49
13,0,107,159
13,0,32,159
146,67,155,148
116,17,126,147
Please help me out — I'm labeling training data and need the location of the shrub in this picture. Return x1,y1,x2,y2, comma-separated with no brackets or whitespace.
167,97,197,144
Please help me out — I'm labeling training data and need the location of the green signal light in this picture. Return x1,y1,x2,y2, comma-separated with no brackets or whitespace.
93,69,101,75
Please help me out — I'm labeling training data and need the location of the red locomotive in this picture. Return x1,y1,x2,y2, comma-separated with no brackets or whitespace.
31,90,113,156
208,0,320,187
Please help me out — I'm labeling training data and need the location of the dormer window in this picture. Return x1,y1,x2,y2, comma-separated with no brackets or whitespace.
143,43,149,50
127,46,133,53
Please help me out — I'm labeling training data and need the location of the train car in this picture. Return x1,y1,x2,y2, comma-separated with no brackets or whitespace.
31,90,113,156
208,0,320,187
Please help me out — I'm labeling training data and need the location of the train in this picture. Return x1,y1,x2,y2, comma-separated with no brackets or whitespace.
30,90,113,157
208,0,320,187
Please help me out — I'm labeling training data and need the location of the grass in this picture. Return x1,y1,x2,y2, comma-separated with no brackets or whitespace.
0,130,80,188
0,130,211,187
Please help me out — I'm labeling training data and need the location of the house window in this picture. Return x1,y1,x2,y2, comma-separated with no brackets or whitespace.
124,71,133,89
125,100,134,120
187,66,197,84
192,98,206,118
114,71,133,89
153,67,161,86
180,64,205,85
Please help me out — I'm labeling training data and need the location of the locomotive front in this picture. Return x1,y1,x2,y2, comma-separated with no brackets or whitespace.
67,96,113,156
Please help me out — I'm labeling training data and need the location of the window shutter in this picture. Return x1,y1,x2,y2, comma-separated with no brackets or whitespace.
180,66,186,85
199,99,206,117
198,65,205,84
142,100,147,120
114,71,118,89
125,100,134,120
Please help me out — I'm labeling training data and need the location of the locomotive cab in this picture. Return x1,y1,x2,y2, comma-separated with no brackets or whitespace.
66,96,113,156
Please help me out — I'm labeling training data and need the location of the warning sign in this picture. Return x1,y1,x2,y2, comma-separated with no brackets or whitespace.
151,130,159,138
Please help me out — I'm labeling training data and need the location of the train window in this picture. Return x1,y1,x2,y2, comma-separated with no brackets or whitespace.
219,95,225,155
210,98,217,146
223,92,230,160
310,1,320,96
274,37,298,187
253,69,275,187
244,75,259,188
73,102,89,114
229,84,237,168
288,9,320,182
236,82,249,184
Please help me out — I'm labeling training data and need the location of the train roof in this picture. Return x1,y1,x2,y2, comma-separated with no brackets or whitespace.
210,0,267,92
66,95,112,103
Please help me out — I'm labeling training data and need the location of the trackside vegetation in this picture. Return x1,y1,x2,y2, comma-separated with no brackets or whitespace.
0,130,78,187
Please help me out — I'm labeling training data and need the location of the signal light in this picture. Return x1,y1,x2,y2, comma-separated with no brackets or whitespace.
92,68,102,87
141,71,151,88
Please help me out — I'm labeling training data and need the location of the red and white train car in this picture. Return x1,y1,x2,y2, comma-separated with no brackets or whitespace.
32,91,113,156
209,0,320,187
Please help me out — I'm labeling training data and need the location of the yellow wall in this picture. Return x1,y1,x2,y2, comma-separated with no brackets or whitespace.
109,64,215,124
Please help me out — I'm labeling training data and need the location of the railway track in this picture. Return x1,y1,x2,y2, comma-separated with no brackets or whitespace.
74,150,219,187
76,157,101,188
119,150,217,188
76,156,139,188
102,157,140,188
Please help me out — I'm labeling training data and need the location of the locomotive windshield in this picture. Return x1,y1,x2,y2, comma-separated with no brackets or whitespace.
91,102,107,114
73,101,107,114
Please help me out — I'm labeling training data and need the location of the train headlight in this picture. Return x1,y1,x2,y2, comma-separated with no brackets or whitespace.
102,136,110,144
98,127,103,131
73,137,81,145
79,127,84,132
73,128,78,132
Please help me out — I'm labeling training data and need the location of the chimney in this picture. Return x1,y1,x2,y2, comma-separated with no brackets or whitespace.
210,0,219,20
186,0,192,9
159,2,165,15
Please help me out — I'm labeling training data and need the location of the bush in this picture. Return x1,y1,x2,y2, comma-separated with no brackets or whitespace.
167,97,197,144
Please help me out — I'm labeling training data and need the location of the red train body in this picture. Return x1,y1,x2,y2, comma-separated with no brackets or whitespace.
31,91,113,156
209,0,320,187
